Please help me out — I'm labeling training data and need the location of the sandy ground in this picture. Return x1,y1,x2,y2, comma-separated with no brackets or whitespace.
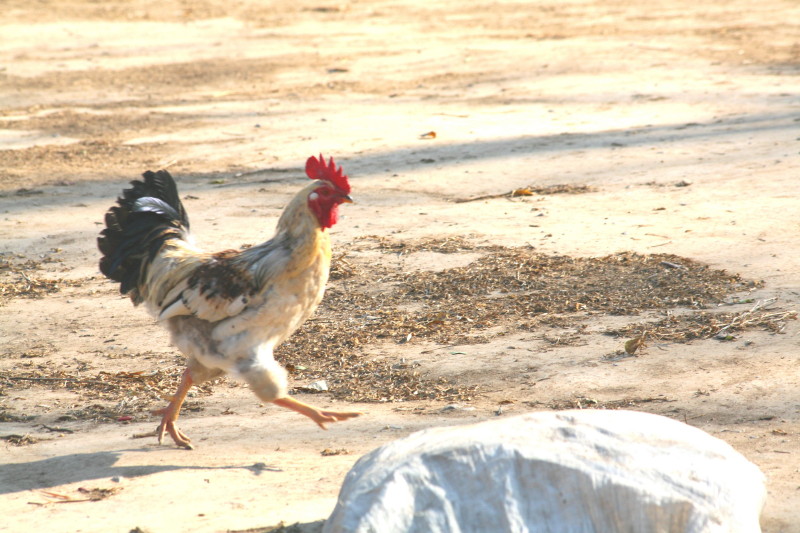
1,1,799,532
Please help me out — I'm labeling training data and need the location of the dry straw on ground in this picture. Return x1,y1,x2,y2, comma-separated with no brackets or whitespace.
2,236,792,424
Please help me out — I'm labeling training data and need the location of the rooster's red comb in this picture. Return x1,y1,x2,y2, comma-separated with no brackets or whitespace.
305,154,350,194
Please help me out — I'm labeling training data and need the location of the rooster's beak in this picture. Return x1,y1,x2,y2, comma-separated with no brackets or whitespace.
340,194,354,204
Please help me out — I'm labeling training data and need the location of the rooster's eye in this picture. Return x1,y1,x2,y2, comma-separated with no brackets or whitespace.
318,188,331,197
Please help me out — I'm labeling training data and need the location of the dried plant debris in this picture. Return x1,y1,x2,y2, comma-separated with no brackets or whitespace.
0,410,37,423
539,327,589,347
31,487,121,506
394,250,758,315
229,523,313,533
320,448,349,456
455,184,596,203
360,234,487,255
2,239,767,418
0,272,65,303
526,395,673,411
280,242,759,402
2,367,217,421
607,303,797,344
527,184,595,195
329,252,359,280
624,332,648,355
0,254,78,305
1,433,43,446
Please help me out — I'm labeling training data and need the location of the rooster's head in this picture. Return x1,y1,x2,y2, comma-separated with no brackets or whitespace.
305,154,352,229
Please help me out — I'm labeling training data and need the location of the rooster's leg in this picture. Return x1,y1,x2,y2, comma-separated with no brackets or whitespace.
273,396,360,429
153,368,194,449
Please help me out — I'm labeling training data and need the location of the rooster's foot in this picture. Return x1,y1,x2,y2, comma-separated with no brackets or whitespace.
273,397,361,429
153,411,194,450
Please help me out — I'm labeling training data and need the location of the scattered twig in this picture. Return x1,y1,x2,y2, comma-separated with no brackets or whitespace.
321,448,350,456
30,487,121,506
455,184,594,203
712,298,789,339
659,261,686,270
7,376,111,386
39,425,74,434
454,192,515,203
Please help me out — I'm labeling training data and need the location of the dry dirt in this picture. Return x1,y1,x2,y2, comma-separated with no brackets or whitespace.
1,1,799,532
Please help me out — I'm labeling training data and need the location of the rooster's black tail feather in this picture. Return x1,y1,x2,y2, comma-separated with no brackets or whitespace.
98,170,189,304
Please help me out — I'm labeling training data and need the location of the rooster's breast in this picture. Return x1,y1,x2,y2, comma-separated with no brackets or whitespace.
213,243,330,357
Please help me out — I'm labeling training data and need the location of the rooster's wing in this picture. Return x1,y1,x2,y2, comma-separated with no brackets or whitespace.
155,239,292,323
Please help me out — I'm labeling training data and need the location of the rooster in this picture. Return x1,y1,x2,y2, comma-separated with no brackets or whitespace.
98,155,360,449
